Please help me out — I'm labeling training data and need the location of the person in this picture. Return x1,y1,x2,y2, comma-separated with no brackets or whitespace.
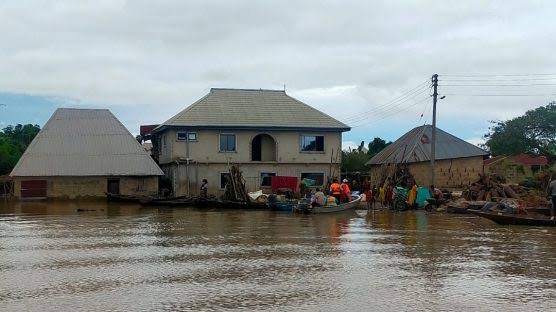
547,174,556,221
330,178,342,203
312,188,326,207
371,185,378,209
428,184,443,209
200,179,208,198
340,179,352,203
365,187,373,210
385,185,393,208
326,195,337,206
378,185,385,208
407,182,418,209
299,180,307,199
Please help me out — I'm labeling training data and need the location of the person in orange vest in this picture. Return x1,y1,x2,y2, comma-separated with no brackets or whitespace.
329,178,342,204
340,179,352,203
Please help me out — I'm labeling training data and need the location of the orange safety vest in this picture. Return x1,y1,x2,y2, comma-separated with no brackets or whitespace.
330,183,341,195
341,183,351,195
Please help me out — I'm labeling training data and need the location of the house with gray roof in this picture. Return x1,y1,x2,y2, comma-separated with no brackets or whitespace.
10,108,163,199
366,125,489,188
148,88,350,196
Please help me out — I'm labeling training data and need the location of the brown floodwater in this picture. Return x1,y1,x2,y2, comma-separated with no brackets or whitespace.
0,200,554,312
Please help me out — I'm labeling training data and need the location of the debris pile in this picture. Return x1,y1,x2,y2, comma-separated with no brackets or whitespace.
222,164,251,202
463,173,548,207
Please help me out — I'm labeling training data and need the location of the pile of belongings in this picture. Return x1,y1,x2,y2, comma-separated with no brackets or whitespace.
481,198,525,214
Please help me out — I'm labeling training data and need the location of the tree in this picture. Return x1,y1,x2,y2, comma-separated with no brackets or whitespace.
484,102,556,162
0,124,41,175
367,137,392,156
341,137,392,173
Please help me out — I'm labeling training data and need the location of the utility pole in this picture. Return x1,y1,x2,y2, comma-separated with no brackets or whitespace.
431,74,438,188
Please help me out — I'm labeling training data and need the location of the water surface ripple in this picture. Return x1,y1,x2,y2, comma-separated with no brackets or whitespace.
0,201,554,311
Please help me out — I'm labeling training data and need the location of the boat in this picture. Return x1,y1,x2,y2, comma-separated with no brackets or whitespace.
269,200,296,212
469,209,555,227
106,193,153,203
446,205,470,214
310,195,362,214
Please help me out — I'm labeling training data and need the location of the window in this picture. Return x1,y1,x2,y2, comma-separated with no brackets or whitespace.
177,132,197,142
162,134,166,147
300,173,325,186
301,135,324,152
220,172,231,189
260,172,276,187
220,134,236,152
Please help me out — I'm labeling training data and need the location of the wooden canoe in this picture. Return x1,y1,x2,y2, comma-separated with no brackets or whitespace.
469,209,555,227
312,195,362,214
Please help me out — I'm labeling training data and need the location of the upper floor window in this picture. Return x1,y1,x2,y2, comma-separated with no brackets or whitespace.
219,134,236,152
177,132,197,142
301,135,324,152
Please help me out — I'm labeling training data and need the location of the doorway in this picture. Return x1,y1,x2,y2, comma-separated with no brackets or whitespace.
107,178,120,195
251,134,276,161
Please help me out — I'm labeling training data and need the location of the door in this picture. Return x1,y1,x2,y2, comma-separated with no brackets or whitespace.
21,180,47,198
107,178,120,195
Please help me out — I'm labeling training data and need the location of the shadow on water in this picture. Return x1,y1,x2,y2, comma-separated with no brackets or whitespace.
0,200,555,311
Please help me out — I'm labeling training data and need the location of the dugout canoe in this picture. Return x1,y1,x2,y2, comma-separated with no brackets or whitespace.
469,209,555,227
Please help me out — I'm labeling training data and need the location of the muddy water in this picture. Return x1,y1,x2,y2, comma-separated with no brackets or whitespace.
0,200,554,312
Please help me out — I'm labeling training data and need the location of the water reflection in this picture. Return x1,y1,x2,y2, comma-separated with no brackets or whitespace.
0,200,554,311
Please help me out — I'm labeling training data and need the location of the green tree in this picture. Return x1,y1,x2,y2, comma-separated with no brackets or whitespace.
341,137,392,173
367,137,392,156
484,102,556,162
0,124,41,174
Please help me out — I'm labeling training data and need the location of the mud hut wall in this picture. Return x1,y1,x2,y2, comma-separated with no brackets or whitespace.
369,156,484,189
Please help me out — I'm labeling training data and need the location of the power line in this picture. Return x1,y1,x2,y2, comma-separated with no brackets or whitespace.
439,83,556,87
441,93,556,97
440,77,556,82
350,96,431,128
342,80,430,121
347,96,430,125
439,73,556,77
343,86,431,122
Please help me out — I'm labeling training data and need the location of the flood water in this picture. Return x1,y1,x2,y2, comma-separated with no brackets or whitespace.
0,200,554,312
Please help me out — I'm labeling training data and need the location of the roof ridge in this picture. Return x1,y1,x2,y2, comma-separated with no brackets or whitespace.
211,88,285,92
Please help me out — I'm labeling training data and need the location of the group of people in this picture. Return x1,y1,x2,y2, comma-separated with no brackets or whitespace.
362,181,394,209
308,178,353,207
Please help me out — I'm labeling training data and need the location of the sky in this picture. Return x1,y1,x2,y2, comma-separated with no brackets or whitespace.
1,0,555,150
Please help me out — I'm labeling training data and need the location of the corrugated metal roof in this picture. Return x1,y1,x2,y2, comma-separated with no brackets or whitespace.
10,108,164,177
366,125,489,165
155,88,350,131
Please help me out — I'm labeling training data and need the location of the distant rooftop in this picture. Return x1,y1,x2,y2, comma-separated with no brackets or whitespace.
367,125,489,165
154,88,350,132
10,108,163,177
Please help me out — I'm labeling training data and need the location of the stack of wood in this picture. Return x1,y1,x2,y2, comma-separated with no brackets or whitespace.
465,173,524,201
222,164,250,202
379,163,415,188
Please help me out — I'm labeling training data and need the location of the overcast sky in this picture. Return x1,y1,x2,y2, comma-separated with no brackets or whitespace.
1,0,555,149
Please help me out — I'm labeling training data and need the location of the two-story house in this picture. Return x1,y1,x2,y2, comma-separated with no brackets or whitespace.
150,88,350,196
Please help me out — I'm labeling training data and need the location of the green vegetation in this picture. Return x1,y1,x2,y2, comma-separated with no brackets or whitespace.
484,102,556,162
341,138,392,173
0,124,41,175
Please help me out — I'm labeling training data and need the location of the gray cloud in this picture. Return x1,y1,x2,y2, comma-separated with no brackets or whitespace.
0,0,554,139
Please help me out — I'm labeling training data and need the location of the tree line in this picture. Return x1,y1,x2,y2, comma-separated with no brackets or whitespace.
0,124,41,175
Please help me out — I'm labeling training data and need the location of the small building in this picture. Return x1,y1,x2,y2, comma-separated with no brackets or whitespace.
366,125,489,188
148,88,350,196
484,154,549,183
10,108,163,199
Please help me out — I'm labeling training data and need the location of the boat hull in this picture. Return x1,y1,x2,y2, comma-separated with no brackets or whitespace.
312,195,362,214
469,209,555,227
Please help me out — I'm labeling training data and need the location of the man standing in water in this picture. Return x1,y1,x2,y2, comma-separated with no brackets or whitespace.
200,179,208,198
547,174,556,221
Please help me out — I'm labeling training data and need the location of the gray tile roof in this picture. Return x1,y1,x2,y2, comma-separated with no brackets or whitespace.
366,125,489,165
10,108,164,177
156,88,350,131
